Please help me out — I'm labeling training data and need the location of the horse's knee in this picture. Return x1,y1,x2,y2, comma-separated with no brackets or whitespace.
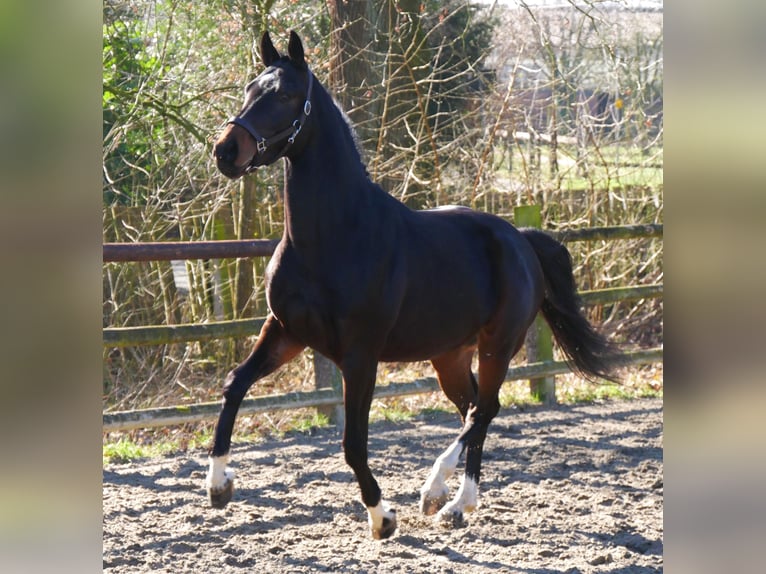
222,368,248,402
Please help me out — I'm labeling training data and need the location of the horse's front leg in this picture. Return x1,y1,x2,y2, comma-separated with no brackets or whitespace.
207,314,304,508
340,353,396,540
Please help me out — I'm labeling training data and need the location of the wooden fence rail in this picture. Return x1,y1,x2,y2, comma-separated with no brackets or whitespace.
103,348,662,432
103,219,662,431
102,224,662,263
103,239,279,262
102,284,662,348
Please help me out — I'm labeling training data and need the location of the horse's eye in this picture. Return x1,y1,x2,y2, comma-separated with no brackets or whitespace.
278,93,290,103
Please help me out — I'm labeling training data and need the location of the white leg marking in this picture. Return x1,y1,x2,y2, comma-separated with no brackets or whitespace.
436,475,479,524
206,454,234,491
367,500,397,539
421,407,479,514
420,439,462,511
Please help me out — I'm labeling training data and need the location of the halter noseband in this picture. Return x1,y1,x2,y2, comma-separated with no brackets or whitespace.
227,69,314,164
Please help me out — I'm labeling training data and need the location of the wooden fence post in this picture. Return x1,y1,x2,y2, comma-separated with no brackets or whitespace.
514,205,556,405
313,352,345,429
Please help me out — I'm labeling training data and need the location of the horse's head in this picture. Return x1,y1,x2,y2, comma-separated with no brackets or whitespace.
214,31,313,179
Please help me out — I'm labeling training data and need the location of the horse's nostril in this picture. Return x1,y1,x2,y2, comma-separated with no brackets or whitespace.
215,139,237,163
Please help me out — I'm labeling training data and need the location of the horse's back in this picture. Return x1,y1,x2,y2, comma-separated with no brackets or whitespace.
411,205,541,278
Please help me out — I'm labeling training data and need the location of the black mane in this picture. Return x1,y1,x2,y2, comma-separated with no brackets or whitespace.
313,75,371,179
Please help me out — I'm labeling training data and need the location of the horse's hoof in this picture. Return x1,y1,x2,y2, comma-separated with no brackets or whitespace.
420,493,449,516
208,478,234,509
436,506,465,528
372,510,397,540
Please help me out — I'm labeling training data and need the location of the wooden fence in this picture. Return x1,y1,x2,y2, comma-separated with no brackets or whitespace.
103,210,662,432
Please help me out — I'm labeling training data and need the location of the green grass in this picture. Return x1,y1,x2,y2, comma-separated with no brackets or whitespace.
492,143,663,192
290,411,331,433
102,411,332,465
557,381,662,403
499,369,663,408
103,438,170,464
103,427,215,465
369,400,419,424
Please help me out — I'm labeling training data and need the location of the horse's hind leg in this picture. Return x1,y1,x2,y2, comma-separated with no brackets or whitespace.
207,315,303,508
420,345,477,515
434,340,520,526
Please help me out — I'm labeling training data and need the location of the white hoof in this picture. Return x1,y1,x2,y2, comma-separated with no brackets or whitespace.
206,455,235,509
367,500,397,539
434,476,478,527
436,502,465,527
420,485,449,515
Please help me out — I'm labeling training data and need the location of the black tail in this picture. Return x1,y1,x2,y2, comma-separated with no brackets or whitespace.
521,228,621,383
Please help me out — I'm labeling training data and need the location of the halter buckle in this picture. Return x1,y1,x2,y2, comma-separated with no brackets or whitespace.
288,120,302,145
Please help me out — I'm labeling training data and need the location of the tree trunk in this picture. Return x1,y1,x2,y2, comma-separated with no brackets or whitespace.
326,0,380,148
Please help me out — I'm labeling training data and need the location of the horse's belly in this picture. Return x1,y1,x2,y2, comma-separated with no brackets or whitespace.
379,292,487,362
379,331,477,362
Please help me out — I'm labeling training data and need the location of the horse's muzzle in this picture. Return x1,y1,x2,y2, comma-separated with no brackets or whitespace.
214,138,238,166
213,130,256,179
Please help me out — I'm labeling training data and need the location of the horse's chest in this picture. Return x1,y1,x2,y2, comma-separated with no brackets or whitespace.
265,246,400,357
264,254,338,349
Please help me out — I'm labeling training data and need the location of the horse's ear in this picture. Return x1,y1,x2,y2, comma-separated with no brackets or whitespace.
287,30,306,68
260,31,281,67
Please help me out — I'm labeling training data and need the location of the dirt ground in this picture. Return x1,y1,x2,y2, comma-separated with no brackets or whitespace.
103,397,663,573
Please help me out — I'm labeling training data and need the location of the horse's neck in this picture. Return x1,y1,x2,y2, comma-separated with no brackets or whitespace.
282,139,370,252
280,87,382,256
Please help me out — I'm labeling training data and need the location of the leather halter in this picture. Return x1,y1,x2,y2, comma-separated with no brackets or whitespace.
227,69,314,165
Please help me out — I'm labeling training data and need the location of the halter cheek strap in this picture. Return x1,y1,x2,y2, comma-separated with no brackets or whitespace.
227,70,314,159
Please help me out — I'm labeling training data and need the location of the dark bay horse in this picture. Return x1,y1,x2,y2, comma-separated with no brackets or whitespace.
209,31,619,539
